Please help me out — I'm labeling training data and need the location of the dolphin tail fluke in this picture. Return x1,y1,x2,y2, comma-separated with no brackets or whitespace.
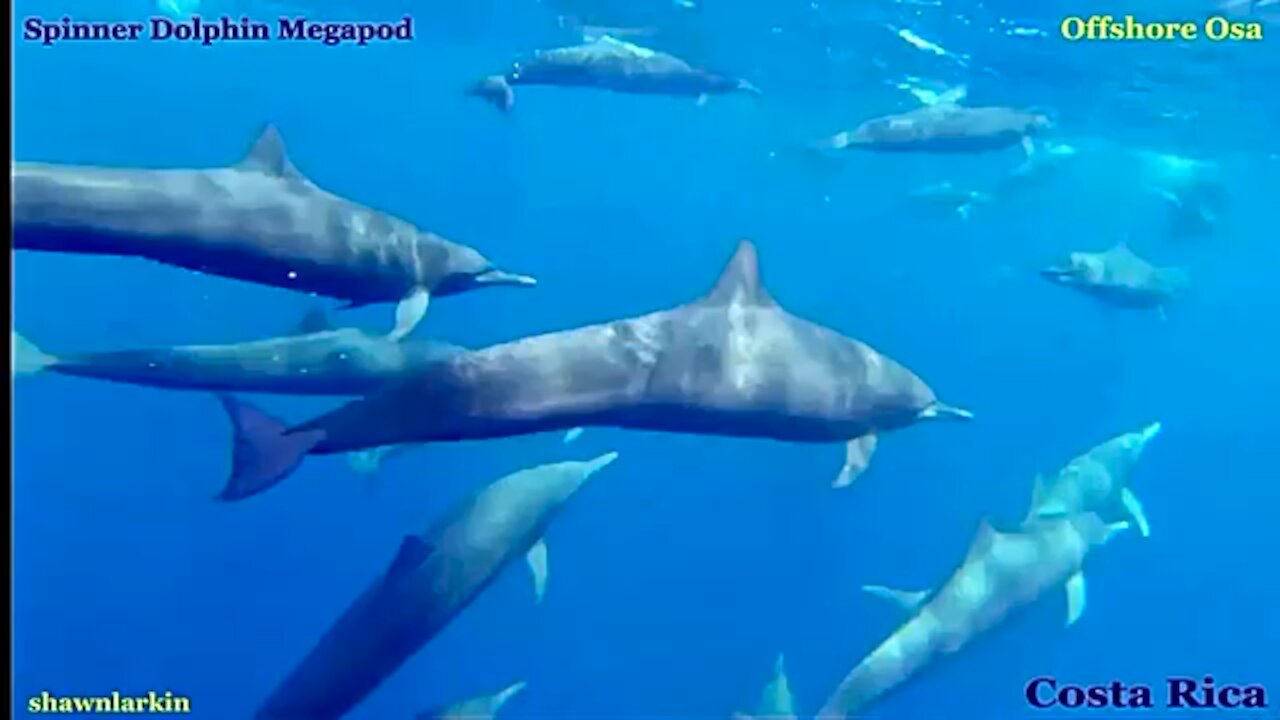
11,332,56,376
215,394,322,501
468,75,515,113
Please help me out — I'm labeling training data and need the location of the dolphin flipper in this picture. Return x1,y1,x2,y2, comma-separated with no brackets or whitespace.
562,427,585,444
832,434,878,489
388,288,431,342
215,394,323,501
1064,571,1087,626
1120,488,1151,538
527,538,549,604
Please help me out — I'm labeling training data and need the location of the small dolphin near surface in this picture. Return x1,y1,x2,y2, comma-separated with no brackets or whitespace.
254,453,618,720
1040,242,1188,315
1028,422,1161,538
735,653,797,720
907,181,992,221
216,240,972,500
817,512,1130,720
417,680,527,720
818,104,1052,159
11,126,536,340
11,309,465,396
467,35,761,112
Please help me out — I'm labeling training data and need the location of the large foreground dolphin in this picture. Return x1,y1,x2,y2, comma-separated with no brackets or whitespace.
11,126,536,339
818,104,1052,159
255,453,618,720
1040,242,1188,314
1028,422,1161,537
817,512,1129,719
11,311,465,395
218,240,972,500
468,36,761,112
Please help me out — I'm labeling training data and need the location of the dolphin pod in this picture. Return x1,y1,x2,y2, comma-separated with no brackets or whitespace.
213,239,973,500
467,36,761,112
255,453,618,720
11,125,536,340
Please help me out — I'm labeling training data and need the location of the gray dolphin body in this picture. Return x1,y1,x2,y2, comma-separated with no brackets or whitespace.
11,126,536,339
468,36,760,112
817,513,1129,720
255,453,618,720
1040,243,1188,311
11,321,465,396
1028,422,1161,537
821,105,1052,156
219,240,971,499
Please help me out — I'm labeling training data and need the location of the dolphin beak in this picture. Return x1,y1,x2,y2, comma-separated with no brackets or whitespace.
917,401,975,422
475,269,538,287
1039,265,1078,283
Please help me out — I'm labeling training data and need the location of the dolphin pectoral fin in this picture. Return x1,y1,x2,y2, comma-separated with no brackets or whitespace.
527,539,549,604
467,75,516,113
832,434,878,489
388,287,431,342
562,427,585,444
12,332,56,376
385,536,433,587
1065,571,1087,626
1120,488,1151,538
1021,135,1036,160
696,93,709,107
861,584,928,612
215,394,322,501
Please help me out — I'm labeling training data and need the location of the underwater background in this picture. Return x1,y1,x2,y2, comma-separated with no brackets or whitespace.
12,0,1280,717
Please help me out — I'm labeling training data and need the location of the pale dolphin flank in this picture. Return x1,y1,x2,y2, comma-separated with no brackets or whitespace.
1028,422,1161,537
816,513,1130,719
735,652,797,720
1040,242,1188,314
818,104,1052,160
417,680,527,720
10,311,465,395
255,453,619,720
11,125,536,340
467,36,761,112
216,240,973,500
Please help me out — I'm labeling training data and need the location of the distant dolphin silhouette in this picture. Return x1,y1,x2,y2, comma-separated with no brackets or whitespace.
468,36,760,112
1040,242,1188,314
819,104,1052,160
12,309,464,395
215,239,972,500
817,512,1130,719
254,453,618,720
11,126,536,340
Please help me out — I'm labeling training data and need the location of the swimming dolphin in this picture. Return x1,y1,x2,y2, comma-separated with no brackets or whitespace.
816,512,1130,719
1132,150,1227,241
1028,422,1161,538
906,181,993,221
467,36,761,112
1039,242,1188,314
818,105,1052,160
217,240,972,500
11,125,536,340
735,653,797,720
255,452,618,720
417,680,527,720
11,309,465,395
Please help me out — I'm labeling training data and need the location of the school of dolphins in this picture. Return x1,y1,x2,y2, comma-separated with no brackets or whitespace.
14,8,1238,719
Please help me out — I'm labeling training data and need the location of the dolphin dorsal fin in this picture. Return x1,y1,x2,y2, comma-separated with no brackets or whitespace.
701,240,777,307
237,124,305,181
964,518,1000,563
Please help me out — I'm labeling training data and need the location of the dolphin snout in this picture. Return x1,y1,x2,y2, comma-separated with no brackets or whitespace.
1039,265,1079,283
917,401,975,422
476,268,538,287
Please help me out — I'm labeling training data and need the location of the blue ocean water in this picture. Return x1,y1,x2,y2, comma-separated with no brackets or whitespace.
12,0,1280,718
